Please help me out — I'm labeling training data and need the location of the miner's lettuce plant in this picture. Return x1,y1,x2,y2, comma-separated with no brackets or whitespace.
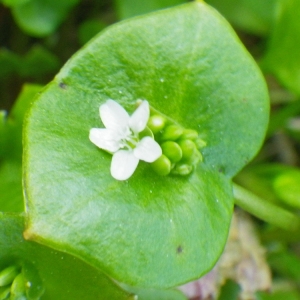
2,0,300,299
23,0,268,288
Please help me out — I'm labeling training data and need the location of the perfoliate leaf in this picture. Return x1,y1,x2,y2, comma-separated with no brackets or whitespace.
24,2,269,288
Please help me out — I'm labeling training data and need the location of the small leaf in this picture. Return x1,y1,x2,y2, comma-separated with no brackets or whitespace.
0,49,21,78
236,164,300,209
206,0,277,36
0,84,42,213
273,169,300,208
11,0,79,37
19,45,60,79
262,0,300,95
114,0,186,19
78,19,107,45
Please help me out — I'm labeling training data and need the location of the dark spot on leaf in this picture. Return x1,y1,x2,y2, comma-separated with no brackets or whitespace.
177,245,183,254
59,82,67,89
218,167,224,173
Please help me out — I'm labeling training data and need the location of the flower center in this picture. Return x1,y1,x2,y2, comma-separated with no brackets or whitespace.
118,126,139,150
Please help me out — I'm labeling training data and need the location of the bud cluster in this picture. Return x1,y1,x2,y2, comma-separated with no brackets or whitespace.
147,109,206,176
0,264,42,300
0,265,25,300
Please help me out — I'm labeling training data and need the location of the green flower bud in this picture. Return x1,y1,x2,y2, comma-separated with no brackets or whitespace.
0,266,19,287
10,273,25,300
194,138,207,149
139,126,154,139
151,154,171,176
161,141,182,163
171,163,193,175
147,115,166,134
178,139,196,160
188,149,203,165
160,125,184,141
0,286,10,300
181,129,198,140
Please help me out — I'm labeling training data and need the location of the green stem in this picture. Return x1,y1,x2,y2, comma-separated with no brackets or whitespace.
233,183,300,231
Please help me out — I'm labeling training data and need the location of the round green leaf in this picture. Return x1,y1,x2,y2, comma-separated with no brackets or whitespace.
24,2,268,288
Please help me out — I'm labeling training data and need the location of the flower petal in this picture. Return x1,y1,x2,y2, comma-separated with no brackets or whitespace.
129,100,149,133
89,128,120,153
111,150,139,180
133,136,162,163
100,99,129,130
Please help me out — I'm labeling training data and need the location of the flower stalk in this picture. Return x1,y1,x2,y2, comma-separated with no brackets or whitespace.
233,183,300,231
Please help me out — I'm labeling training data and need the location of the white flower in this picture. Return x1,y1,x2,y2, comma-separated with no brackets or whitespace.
89,99,162,180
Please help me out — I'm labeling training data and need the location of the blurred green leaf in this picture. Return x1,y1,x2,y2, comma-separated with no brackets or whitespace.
3,84,42,159
257,289,300,300
0,0,30,6
218,280,240,300
19,45,60,79
11,0,79,37
78,19,107,45
0,84,42,213
0,49,21,78
0,161,23,212
206,0,277,36
0,213,134,300
273,169,300,208
0,46,60,80
267,100,300,137
235,164,290,205
24,2,268,288
114,0,186,19
0,111,6,159
268,251,300,282
262,0,300,95
236,164,300,210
